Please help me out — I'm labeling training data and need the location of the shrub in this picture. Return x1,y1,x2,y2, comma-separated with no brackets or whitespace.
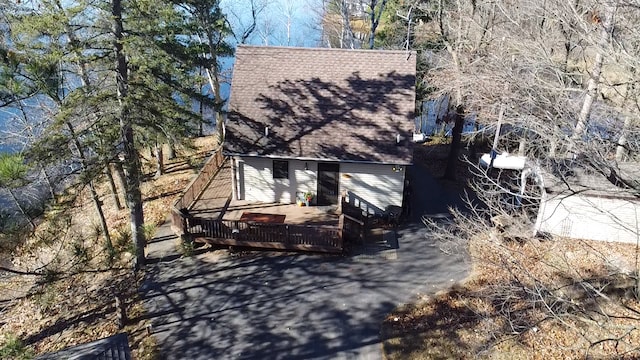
180,235,195,257
142,223,156,242
0,334,33,360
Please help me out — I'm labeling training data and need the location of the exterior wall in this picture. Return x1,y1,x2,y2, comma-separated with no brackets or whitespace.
536,193,640,244
339,162,405,214
235,156,406,212
235,156,317,204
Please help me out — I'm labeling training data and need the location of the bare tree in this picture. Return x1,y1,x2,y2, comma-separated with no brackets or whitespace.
320,0,358,48
278,0,299,46
257,17,277,45
571,1,616,146
254,0,301,46
400,0,640,355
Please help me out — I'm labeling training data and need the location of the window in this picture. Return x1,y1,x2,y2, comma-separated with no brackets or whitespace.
273,160,289,179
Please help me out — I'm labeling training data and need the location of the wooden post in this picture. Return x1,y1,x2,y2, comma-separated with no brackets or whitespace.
182,213,188,236
338,214,344,248
286,225,291,245
115,295,127,329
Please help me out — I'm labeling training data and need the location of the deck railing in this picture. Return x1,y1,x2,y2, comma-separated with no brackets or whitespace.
172,147,225,235
173,148,225,211
184,217,343,253
340,197,366,243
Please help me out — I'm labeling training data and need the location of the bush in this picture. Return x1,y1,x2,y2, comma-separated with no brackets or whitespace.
142,223,156,242
33,286,58,315
71,240,90,269
0,334,33,360
114,227,132,252
180,235,195,257
39,267,60,285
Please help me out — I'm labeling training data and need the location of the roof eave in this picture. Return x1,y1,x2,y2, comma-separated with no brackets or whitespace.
223,151,413,166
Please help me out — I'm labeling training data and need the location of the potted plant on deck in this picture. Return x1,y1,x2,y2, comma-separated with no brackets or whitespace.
304,191,314,206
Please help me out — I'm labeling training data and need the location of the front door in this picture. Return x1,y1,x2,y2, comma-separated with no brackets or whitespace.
317,163,340,206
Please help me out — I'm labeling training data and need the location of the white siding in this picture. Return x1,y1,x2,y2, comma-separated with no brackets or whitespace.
340,162,405,214
237,157,406,211
238,157,317,203
536,194,640,244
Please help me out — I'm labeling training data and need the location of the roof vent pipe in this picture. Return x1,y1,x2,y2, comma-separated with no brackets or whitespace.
265,126,269,137
396,133,401,144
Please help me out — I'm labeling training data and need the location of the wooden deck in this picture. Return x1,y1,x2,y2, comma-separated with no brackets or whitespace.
172,149,347,253
223,201,340,225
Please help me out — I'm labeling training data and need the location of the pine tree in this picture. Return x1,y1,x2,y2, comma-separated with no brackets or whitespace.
0,154,35,230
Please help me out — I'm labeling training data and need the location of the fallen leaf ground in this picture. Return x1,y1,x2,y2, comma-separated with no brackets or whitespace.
0,136,217,359
383,237,640,359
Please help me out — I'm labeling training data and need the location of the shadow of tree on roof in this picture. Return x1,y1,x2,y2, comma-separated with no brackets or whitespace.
226,70,414,162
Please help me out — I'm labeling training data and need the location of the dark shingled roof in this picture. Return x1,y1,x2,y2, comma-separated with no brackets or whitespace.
225,45,416,164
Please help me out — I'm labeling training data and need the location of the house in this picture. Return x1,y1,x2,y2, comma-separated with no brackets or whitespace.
534,163,640,244
224,45,416,215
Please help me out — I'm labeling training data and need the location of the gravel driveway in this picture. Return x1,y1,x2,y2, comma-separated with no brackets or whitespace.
142,164,468,359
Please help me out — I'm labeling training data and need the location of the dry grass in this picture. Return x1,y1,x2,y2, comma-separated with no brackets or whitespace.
382,237,640,359
0,135,217,359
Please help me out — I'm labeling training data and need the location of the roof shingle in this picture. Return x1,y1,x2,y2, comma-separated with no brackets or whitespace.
225,45,416,164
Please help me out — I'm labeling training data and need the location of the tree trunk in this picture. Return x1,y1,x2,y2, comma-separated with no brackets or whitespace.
113,0,145,270
115,294,127,329
202,32,225,145
340,0,355,48
616,67,636,162
154,142,164,178
490,103,505,166
114,161,129,208
199,67,205,137
368,0,388,49
57,0,113,249
491,104,506,151
615,115,631,162
61,119,113,252
571,2,615,144
549,137,557,158
518,137,526,156
444,105,465,180
168,142,176,160
105,164,123,210
88,181,113,252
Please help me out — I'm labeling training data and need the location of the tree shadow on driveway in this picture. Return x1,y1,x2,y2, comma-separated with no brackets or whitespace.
141,163,469,359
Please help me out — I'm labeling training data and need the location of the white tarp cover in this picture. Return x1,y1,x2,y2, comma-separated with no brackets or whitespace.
479,153,527,170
